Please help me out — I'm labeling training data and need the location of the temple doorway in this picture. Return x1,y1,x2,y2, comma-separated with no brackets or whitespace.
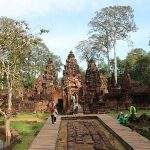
57,99,64,114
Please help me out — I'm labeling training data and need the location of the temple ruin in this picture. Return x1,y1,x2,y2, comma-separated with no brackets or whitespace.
1,51,149,114
83,59,108,113
62,51,83,113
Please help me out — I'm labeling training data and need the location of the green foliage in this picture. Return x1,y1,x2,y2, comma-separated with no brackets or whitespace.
76,39,102,62
109,48,149,85
116,57,126,76
76,5,137,75
89,5,137,41
0,116,4,125
122,48,149,85
0,74,7,89
89,5,137,60
133,54,150,85
0,16,62,91
10,112,48,150
11,121,43,150
39,28,49,35
108,109,150,118
22,41,62,89
125,48,147,71
98,60,111,76
0,17,32,90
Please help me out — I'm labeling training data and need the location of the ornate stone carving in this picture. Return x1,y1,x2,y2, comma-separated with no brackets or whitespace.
34,58,58,101
84,59,108,113
62,51,82,113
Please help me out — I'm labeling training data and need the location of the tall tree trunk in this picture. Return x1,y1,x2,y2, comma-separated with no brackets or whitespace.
106,52,110,72
6,65,12,145
113,40,117,84
5,117,11,144
106,31,110,73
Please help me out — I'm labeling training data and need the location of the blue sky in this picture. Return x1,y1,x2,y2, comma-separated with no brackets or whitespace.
0,0,150,73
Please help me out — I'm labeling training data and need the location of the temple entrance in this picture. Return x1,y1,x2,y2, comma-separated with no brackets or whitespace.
57,99,64,114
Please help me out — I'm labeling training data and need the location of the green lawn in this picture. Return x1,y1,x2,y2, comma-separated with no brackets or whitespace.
107,109,150,118
11,121,43,150
0,116,4,125
107,109,150,140
10,112,49,150
11,112,49,122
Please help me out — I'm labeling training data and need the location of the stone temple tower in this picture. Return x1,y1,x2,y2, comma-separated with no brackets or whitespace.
34,58,58,100
84,59,107,113
62,51,82,113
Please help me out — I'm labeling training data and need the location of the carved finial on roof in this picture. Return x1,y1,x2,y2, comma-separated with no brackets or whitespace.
47,58,53,64
68,51,75,58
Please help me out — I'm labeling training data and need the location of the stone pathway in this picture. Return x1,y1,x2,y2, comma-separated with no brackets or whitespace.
28,115,61,150
29,114,150,150
97,114,150,150
56,119,125,150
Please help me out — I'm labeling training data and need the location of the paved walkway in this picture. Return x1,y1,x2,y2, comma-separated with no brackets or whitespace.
97,114,150,150
29,114,150,150
28,116,61,150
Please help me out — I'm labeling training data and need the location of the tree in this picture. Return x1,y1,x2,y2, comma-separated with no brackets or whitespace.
89,23,114,70
0,17,43,143
116,57,126,76
22,41,62,89
75,38,104,66
89,5,137,84
125,48,147,72
95,57,110,77
130,52,150,85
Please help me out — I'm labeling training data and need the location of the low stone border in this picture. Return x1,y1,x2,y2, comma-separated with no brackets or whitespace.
97,114,150,150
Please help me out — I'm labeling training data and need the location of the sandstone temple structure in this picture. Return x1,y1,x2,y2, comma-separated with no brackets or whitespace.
1,51,148,114
62,51,83,113
83,59,108,113
29,58,63,112
34,58,59,100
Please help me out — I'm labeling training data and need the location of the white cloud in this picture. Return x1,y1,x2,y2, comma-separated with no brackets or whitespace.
0,0,87,18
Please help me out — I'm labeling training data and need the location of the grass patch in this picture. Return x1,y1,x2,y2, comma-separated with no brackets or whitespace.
10,112,49,150
107,109,150,118
11,121,43,150
11,112,49,122
0,116,4,125
108,109,150,140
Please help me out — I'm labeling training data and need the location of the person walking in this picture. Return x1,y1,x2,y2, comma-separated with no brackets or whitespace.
72,94,78,114
49,100,57,124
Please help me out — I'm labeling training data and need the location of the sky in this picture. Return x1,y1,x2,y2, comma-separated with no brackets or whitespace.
0,0,150,75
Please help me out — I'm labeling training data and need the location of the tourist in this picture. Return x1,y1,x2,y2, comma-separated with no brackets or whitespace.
117,112,129,126
117,112,124,124
72,94,78,114
48,100,57,124
129,105,137,122
123,114,129,126
73,101,78,114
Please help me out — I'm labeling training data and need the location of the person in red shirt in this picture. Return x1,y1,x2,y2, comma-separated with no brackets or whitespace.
48,100,57,124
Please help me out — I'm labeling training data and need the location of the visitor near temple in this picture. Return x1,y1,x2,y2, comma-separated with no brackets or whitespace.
71,95,78,114
117,112,124,124
49,100,57,124
129,105,137,122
